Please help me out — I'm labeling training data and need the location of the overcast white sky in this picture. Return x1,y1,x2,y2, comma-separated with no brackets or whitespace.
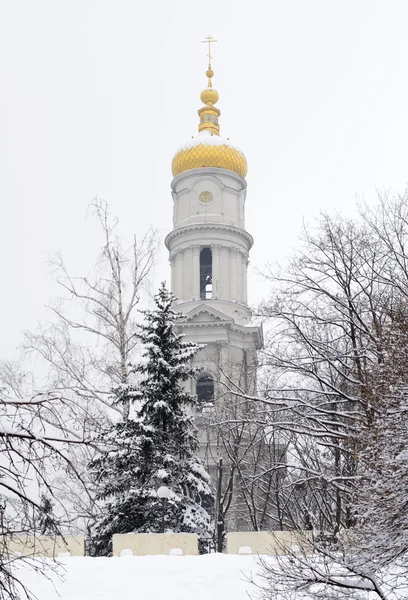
1,0,408,359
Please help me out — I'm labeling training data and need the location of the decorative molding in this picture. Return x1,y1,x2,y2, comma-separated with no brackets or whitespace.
179,318,263,348
176,215,238,227
171,167,247,195
217,340,230,348
183,305,231,323
171,247,185,258
165,222,254,250
233,248,249,259
175,303,263,347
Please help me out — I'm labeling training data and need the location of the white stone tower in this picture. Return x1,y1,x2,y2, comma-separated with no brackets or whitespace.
165,52,262,409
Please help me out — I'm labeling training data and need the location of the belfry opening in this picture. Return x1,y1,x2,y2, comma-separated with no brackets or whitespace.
196,374,214,404
200,247,212,300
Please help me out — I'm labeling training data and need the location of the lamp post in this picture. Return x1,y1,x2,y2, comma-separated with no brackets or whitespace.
157,486,171,534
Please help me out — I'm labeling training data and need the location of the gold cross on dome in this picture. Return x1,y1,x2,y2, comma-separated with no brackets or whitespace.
201,35,217,65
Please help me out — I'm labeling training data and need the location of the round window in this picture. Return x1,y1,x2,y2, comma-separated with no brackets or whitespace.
199,191,213,204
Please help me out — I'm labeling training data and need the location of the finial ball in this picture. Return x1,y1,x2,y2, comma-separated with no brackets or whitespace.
206,67,214,78
200,88,219,105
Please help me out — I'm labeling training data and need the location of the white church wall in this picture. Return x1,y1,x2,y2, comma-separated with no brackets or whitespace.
168,162,261,477
222,188,240,226
174,195,190,225
191,179,222,222
171,168,247,230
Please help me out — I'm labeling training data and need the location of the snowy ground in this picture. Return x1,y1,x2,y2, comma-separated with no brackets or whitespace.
16,554,265,600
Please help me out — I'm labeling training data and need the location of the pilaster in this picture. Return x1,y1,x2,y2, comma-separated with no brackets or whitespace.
229,247,238,301
211,244,221,298
192,245,200,300
243,256,248,303
176,249,184,300
236,249,243,301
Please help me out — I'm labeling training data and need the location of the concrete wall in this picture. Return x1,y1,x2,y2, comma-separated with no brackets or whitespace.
2,535,85,557
112,533,199,557
1,532,314,557
226,531,313,555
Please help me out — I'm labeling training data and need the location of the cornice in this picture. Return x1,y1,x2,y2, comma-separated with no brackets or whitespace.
177,305,262,341
171,167,247,194
165,222,254,250
179,319,263,348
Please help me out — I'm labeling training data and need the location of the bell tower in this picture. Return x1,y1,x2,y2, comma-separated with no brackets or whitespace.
165,44,263,409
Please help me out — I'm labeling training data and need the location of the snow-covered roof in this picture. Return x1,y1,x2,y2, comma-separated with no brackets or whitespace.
173,130,245,156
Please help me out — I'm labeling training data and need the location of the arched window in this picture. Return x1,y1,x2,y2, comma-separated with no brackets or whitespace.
200,248,212,300
196,375,214,404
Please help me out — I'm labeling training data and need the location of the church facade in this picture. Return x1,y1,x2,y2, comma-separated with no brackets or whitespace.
165,60,263,420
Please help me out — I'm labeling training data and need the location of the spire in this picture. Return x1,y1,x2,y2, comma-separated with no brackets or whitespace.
198,35,220,135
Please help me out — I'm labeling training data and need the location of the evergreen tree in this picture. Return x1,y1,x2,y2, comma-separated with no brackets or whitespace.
90,283,213,555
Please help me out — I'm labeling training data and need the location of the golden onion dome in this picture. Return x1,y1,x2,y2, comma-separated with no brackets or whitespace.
172,133,247,178
171,63,247,179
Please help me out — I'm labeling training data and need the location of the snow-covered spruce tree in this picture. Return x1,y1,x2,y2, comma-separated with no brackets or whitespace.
90,283,213,555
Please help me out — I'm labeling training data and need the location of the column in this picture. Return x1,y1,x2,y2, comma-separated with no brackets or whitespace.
211,244,220,299
236,250,242,302
229,248,237,301
218,341,230,388
192,245,200,300
170,257,175,294
176,250,184,301
243,255,248,304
